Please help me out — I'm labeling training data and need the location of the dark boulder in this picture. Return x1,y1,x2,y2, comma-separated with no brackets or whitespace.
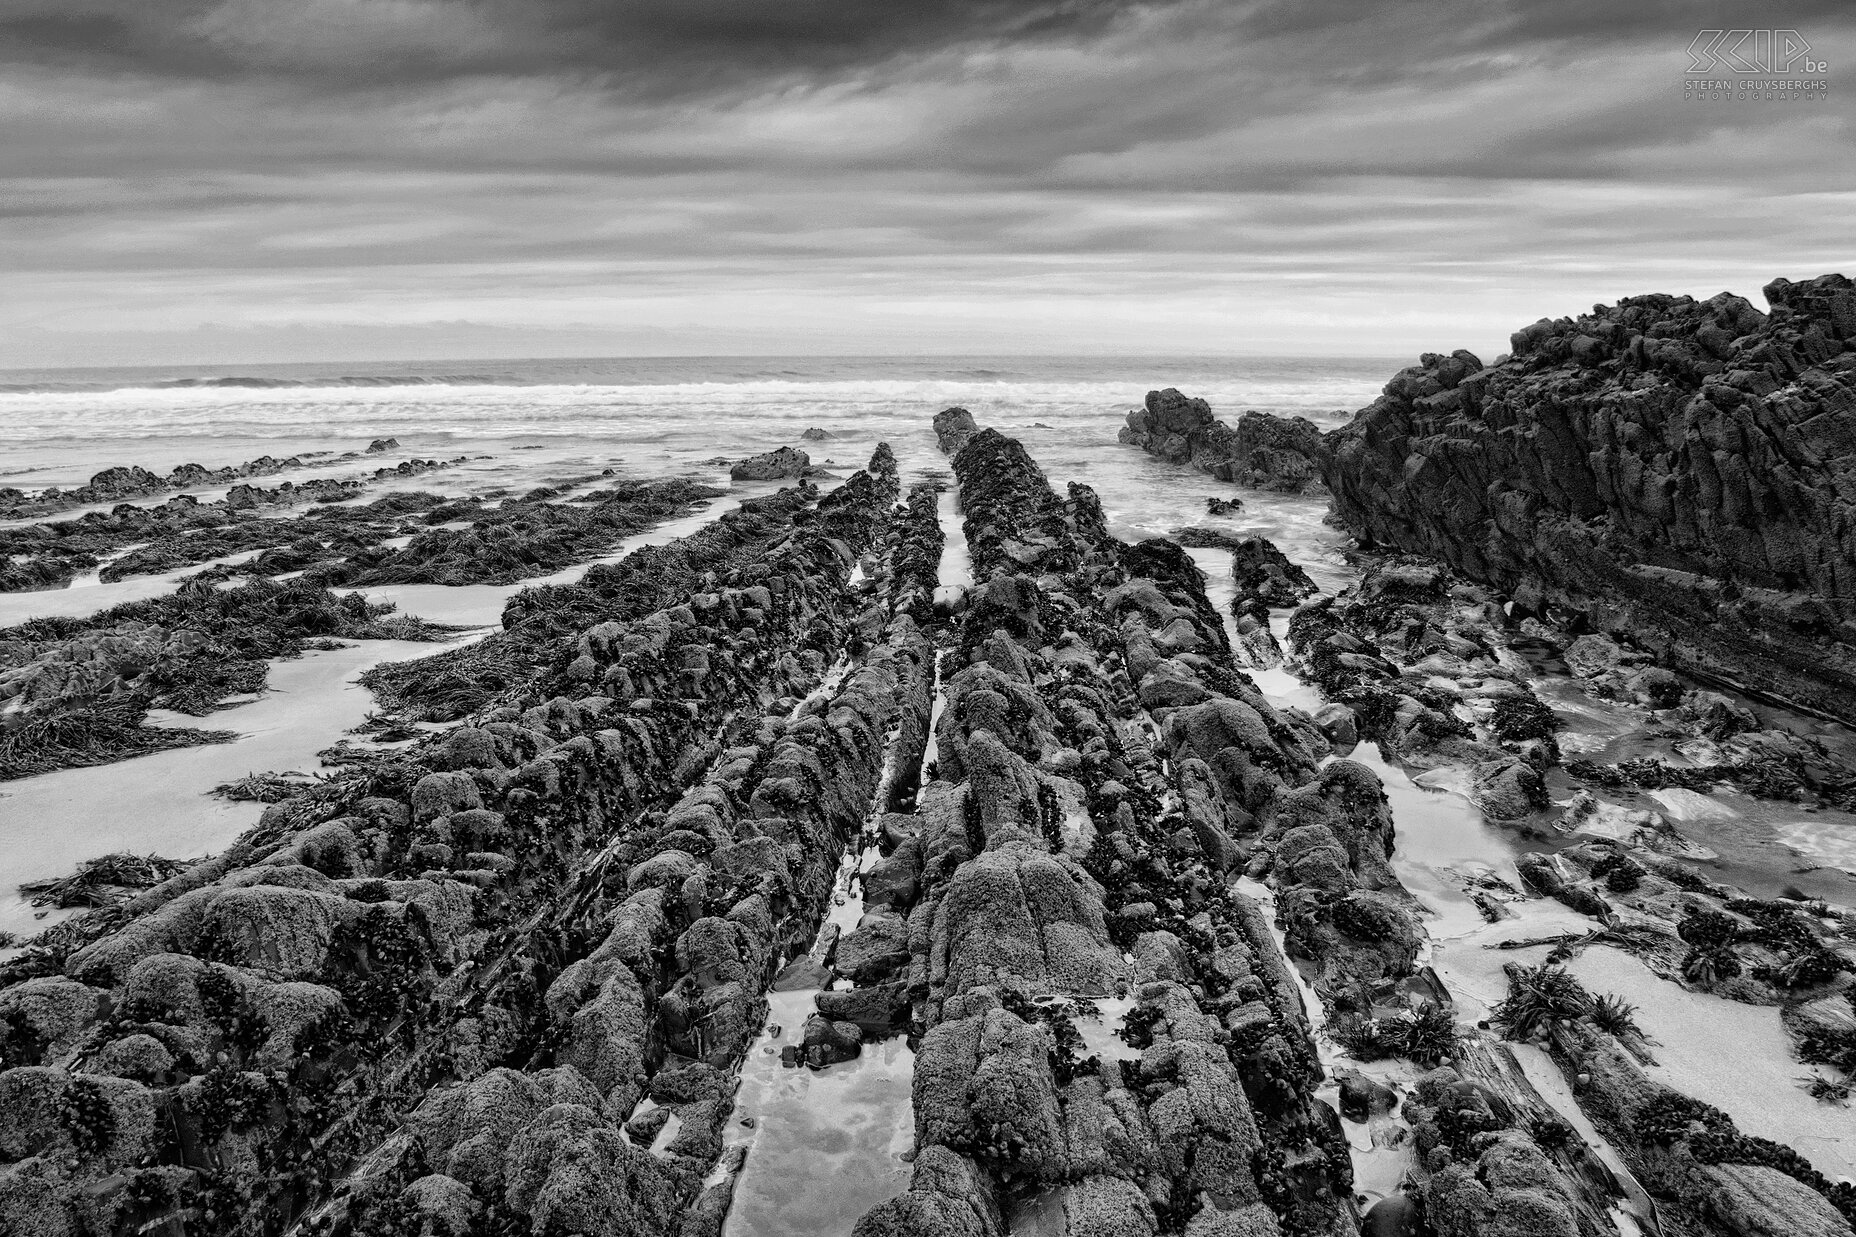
934,407,980,455
1120,389,1329,493
730,447,811,481
1229,537,1318,608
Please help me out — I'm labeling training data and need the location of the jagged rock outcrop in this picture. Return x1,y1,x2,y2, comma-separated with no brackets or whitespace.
1119,390,1329,494
845,420,1624,1237
1325,273,1856,724
0,447,927,1236
1229,540,1317,610
1217,537,1319,669
847,423,1371,1236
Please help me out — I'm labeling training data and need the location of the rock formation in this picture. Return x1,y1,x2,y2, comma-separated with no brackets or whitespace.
1325,274,1856,724
933,407,980,456
729,447,812,481
0,446,915,1235
844,420,1633,1237
0,449,362,521
1119,390,1329,494
0,456,466,593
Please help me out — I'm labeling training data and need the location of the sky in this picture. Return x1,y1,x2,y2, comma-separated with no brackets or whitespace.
2,0,1852,367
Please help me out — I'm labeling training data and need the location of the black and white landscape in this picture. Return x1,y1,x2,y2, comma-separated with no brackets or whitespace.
2,4,1854,1237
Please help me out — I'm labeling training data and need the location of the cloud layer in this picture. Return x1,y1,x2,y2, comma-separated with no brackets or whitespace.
4,0,1853,365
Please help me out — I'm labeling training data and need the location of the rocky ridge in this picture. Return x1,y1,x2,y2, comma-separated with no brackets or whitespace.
1119,390,1330,494
359,486,823,722
1124,274,1856,727
0,447,446,523
0,445,914,1235
0,458,465,594
840,422,1644,1237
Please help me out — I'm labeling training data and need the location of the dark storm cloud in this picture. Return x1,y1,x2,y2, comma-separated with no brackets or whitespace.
0,0,1173,94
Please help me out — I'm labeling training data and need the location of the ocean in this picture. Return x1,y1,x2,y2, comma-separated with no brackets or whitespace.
0,353,1397,588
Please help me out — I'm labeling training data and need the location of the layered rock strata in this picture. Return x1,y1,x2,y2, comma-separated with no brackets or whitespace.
851,425,1362,1236
846,424,1630,1237
360,487,821,722
1325,274,1856,725
0,447,920,1235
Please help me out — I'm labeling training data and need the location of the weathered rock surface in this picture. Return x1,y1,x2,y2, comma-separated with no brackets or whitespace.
729,446,812,481
1119,389,1329,494
934,407,980,455
0,445,929,1236
1286,556,1558,820
851,422,1373,1237
1326,273,1856,724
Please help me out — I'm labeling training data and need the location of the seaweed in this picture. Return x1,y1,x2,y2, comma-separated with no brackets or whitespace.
19,851,194,908
1490,963,1591,1040
210,771,331,802
360,488,810,720
0,698,238,780
1488,692,1561,742
312,478,724,588
1,577,459,777
1587,993,1642,1039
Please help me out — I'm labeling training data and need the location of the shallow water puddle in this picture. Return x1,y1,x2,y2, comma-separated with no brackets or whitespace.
1071,995,1139,1063
1507,1043,1654,1236
934,485,974,607
1233,875,1420,1209
1251,614,1324,712
721,990,916,1237
1564,945,1855,1181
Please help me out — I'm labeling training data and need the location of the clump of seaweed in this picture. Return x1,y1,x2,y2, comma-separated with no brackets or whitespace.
1490,963,1592,1040
20,852,194,908
1328,1002,1459,1067
1488,692,1561,743
1588,993,1642,1039
210,771,330,803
